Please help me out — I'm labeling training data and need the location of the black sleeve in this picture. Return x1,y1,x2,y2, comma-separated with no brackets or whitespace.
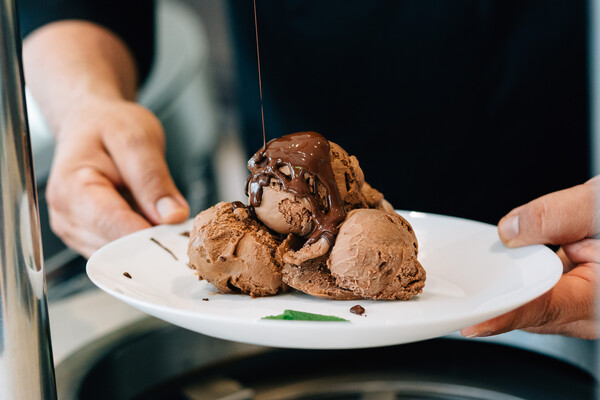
17,0,156,85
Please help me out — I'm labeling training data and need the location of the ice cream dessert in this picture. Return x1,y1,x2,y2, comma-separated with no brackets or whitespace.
187,131,425,300
329,209,424,300
187,201,288,297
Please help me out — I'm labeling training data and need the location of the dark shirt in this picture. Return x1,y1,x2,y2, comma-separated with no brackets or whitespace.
230,1,590,224
18,0,155,85
20,1,591,224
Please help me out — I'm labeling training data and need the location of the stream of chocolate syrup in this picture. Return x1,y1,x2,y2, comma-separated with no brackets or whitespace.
249,5,344,245
246,132,346,245
253,0,266,148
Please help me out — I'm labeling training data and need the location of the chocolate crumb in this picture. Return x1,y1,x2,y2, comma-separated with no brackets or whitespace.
150,237,178,260
218,256,227,262
123,272,132,279
181,231,190,237
350,305,365,316
202,298,209,301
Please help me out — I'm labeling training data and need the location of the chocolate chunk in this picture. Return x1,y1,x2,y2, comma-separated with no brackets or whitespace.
350,305,365,316
123,272,132,279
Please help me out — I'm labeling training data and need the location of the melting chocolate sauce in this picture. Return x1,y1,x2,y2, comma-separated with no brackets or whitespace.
246,132,346,245
150,237,178,261
231,201,246,210
231,201,256,218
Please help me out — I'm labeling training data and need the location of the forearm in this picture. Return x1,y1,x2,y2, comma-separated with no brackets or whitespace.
23,21,137,135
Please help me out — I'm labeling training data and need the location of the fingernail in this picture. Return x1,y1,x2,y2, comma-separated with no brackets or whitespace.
499,214,519,241
156,196,184,221
460,328,493,338
460,327,476,337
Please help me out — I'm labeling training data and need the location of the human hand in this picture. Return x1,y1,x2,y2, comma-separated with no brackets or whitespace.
460,177,600,339
46,98,189,258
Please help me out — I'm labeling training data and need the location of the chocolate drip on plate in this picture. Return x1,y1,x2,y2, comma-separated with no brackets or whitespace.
246,132,346,244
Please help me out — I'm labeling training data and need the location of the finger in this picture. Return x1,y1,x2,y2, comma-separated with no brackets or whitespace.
57,193,151,258
523,320,599,339
48,167,151,257
49,207,107,257
557,238,600,274
103,118,189,225
562,238,600,265
76,183,151,239
460,265,597,337
497,177,600,247
556,247,575,273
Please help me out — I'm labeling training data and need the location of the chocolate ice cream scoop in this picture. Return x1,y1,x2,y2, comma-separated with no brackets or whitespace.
253,183,314,236
360,181,395,213
188,132,422,300
329,141,395,212
281,256,361,300
247,132,395,244
247,132,346,246
328,209,426,300
329,141,365,211
187,202,288,297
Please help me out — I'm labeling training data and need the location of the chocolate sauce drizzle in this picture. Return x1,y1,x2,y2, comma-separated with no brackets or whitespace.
150,237,178,261
253,0,266,148
231,201,256,218
231,201,247,211
246,132,346,245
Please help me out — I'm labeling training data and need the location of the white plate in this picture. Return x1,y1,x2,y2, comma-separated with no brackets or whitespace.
87,211,562,349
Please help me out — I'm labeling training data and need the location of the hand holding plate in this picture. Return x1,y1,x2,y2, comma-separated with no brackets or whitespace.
47,99,189,257
461,177,600,339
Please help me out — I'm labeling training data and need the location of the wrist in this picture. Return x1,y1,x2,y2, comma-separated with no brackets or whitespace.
23,20,138,135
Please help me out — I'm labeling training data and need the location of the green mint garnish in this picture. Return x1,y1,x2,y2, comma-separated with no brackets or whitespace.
262,309,349,322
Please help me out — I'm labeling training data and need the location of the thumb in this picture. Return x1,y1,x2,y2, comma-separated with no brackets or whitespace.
104,125,189,225
498,177,600,247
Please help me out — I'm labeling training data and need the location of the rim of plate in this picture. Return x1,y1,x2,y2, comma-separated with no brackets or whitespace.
86,210,563,330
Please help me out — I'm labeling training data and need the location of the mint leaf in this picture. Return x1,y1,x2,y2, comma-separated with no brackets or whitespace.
263,309,349,322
